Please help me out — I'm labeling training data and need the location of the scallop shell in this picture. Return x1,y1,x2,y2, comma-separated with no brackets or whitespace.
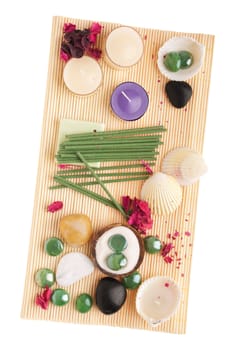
136,276,181,327
141,172,182,215
157,37,205,81
161,147,208,186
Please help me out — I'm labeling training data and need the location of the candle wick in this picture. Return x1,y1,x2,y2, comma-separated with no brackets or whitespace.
121,90,132,103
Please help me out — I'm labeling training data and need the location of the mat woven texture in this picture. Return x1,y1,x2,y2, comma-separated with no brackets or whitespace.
21,16,214,334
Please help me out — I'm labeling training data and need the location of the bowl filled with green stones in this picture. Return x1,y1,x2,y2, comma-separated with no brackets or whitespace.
157,36,205,81
91,224,145,277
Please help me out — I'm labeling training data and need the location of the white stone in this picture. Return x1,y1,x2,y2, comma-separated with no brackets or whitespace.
56,252,94,287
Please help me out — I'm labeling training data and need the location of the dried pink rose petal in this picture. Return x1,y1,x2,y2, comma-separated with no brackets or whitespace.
185,231,191,236
164,282,170,287
35,286,52,310
58,164,73,169
60,49,70,62
90,22,102,34
63,23,76,33
162,243,174,257
141,160,153,174
87,47,102,60
164,256,173,264
47,201,63,213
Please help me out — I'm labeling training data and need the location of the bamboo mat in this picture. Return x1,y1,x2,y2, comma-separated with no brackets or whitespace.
21,16,214,334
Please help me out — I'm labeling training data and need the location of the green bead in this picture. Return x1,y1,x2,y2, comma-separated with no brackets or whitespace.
76,293,93,313
35,268,55,287
108,234,127,252
106,253,128,270
51,288,69,306
44,237,64,256
164,52,181,72
179,50,193,69
144,236,162,254
122,271,142,290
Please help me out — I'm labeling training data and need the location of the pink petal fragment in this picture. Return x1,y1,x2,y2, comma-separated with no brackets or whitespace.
35,287,52,310
60,49,70,62
141,160,153,174
185,231,191,236
90,22,102,35
87,47,102,60
162,243,174,257
63,23,76,33
164,283,169,287
164,256,173,264
58,164,73,169
47,201,63,213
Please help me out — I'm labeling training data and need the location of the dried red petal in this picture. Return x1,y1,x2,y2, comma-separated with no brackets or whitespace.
185,231,191,236
164,256,173,264
47,201,63,213
58,164,73,169
141,160,153,174
60,49,70,62
35,287,52,310
90,22,102,35
122,196,132,213
63,23,76,33
162,243,174,257
164,283,169,287
87,48,102,60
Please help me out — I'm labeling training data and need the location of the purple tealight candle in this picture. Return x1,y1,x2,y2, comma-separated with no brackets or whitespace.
110,82,149,121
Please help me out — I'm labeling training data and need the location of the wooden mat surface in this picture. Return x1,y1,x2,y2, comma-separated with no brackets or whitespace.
21,16,214,334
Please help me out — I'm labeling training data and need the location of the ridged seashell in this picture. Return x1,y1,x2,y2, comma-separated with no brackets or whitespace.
157,37,205,81
161,148,208,186
141,172,182,215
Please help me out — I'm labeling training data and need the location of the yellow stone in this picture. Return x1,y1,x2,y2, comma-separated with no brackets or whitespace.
59,214,93,247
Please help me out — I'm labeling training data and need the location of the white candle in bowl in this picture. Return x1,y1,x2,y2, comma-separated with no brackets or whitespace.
136,276,181,327
105,26,143,68
63,56,102,95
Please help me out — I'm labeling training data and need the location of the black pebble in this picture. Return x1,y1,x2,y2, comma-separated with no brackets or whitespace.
165,81,192,108
96,277,127,315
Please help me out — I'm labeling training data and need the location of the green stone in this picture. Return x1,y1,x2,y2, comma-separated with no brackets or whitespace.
179,50,193,69
164,52,181,72
44,237,64,256
51,288,69,306
35,268,55,287
144,236,162,254
106,253,128,270
76,293,93,313
108,234,127,252
122,271,142,290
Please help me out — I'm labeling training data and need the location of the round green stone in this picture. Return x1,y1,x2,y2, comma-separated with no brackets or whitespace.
51,288,69,306
179,50,193,69
35,268,55,288
108,234,128,252
122,271,142,290
76,293,93,313
106,253,128,270
144,236,162,254
44,237,64,256
164,52,181,72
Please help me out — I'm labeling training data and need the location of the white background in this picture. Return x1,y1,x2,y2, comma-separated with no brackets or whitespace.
1,0,231,348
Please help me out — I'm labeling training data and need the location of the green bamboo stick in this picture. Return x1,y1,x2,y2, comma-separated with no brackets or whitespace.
58,171,149,179
57,161,156,174
66,126,166,139
62,136,163,146
76,152,127,218
54,176,118,210
50,175,149,189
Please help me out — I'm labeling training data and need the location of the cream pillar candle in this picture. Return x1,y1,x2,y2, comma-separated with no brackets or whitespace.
105,26,144,68
63,56,102,95
136,276,181,327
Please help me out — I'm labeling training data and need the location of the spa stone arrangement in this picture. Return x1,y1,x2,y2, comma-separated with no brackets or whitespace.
21,17,214,334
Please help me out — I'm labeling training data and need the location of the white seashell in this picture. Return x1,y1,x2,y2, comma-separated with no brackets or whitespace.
157,36,205,81
141,172,182,215
136,276,181,327
56,252,94,287
161,147,208,186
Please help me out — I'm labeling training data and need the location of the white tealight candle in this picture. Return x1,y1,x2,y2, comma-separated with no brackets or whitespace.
136,276,181,327
63,56,102,95
105,26,144,68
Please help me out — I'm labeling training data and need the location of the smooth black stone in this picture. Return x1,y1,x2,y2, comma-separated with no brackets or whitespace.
96,277,127,315
165,81,192,108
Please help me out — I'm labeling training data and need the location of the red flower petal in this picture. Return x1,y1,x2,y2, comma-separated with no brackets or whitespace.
58,164,73,169
90,22,102,35
60,49,70,62
63,23,76,33
164,256,173,264
185,231,191,236
122,196,132,213
162,243,174,257
87,48,102,60
47,201,63,213
141,160,153,174
35,287,52,310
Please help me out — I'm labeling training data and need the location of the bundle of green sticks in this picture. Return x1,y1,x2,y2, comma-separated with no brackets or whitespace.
51,126,166,212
